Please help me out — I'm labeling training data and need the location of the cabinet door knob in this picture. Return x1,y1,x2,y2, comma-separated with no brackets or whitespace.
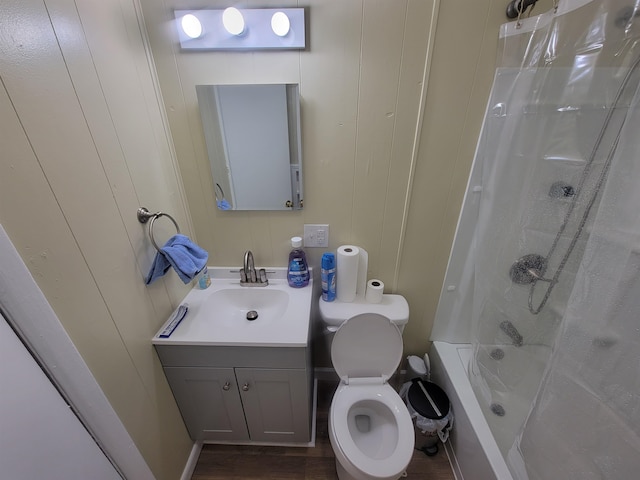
242,383,250,391
222,381,231,391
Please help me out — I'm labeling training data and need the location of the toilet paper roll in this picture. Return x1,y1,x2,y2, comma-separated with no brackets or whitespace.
365,279,384,303
336,245,360,302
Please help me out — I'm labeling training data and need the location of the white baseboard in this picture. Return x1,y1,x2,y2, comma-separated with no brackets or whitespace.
443,439,463,480
180,441,202,480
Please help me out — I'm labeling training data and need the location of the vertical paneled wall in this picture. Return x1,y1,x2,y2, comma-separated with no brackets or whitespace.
142,0,518,357
1,0,538,475
142,0,437,278
398,0,554,353
0,0,192,478
141,0,439,362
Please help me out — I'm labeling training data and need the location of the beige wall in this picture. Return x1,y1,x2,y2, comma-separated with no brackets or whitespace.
0,0,192,478
1,0,553,477
141,0,522,360
399,0,553,354
141,0,438,280
141,0,442,366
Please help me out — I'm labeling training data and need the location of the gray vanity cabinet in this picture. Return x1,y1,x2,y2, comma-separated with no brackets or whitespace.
235,367,309,443
163,366,249,442
156,345,312,444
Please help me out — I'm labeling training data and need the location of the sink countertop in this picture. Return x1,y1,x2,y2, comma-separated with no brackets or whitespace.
152,267,313,348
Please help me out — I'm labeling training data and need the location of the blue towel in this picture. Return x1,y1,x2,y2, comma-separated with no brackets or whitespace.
145,234,208,285
217,198,231,210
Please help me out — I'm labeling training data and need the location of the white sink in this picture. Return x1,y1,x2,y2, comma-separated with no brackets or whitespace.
204,288,289,326
152,267,313,347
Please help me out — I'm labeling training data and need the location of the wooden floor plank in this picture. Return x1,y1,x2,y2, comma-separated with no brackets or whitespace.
191,380,455,479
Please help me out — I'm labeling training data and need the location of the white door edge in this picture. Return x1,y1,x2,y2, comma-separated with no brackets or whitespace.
0,224,155,480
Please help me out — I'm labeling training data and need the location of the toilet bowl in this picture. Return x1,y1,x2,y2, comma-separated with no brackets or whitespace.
327,313,415,480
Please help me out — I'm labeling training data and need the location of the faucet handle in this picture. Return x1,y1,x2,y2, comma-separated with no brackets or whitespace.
259,269,268,284
240,270,247,283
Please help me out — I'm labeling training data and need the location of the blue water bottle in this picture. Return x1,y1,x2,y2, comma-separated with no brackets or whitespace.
321,252,336,302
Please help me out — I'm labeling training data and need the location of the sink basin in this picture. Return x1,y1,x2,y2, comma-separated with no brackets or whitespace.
204,288,289,326
152,267,313,347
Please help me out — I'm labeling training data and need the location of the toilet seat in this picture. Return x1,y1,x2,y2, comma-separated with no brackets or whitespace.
331,313,403,384
330,383,414,479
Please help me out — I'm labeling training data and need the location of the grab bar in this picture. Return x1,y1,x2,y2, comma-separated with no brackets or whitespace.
137,207,180,252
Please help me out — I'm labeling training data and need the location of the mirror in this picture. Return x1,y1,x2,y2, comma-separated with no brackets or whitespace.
196,84,303,211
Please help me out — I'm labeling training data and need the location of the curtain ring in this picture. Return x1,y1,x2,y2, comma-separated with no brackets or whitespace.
516,0,525,29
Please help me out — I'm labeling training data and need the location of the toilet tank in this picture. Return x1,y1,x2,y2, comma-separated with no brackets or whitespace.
318,295,409,332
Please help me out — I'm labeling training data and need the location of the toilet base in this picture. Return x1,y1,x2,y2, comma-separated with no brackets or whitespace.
335,458,356,480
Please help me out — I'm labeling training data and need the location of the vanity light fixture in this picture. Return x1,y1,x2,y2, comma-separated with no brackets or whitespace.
174,8,305,50
271,11,290,37
222,7,245,36
181,13,203,39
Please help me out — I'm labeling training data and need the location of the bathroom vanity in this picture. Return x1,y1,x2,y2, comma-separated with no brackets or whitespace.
155,344,311,443
152,267,314,445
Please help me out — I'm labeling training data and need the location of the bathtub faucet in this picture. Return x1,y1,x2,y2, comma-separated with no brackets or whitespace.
500,320,523,347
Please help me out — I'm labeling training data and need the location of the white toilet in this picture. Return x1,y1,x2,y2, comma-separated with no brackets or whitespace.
320,297,414,480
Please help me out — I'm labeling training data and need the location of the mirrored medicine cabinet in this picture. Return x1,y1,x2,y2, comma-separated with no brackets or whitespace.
196,83,303,211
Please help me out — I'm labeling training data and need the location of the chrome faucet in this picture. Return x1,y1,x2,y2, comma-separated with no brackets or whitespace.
241,250,268,286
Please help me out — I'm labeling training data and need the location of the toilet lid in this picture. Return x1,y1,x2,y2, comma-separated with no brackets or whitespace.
331,313,403,382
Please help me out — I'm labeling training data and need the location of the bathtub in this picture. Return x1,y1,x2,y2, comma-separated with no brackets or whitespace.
430,341,514,480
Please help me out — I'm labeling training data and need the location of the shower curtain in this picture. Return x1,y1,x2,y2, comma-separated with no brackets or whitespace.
468,0,640,477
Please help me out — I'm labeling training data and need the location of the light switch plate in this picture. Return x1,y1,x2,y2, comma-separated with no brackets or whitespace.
303,224,329,248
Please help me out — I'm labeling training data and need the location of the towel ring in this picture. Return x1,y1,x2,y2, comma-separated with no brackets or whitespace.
137,207,180,252
215,183,225,201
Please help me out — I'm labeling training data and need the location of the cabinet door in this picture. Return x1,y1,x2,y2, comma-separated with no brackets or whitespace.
163,367,249,442
236,368,310,443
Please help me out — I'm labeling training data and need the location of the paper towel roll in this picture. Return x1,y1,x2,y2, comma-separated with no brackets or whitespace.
365,279,384,303
356,248,368,297
337,245,360,302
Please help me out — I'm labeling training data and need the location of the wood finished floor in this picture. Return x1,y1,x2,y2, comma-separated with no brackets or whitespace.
191,380,455,480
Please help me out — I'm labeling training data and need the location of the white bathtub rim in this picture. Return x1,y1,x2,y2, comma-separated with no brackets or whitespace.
432,341,515,480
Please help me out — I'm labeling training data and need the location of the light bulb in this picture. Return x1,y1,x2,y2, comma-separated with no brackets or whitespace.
222,7,245,36
181,14,203,39
271,11,290,37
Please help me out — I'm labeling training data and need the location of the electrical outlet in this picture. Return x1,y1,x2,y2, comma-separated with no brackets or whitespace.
304,224,329,248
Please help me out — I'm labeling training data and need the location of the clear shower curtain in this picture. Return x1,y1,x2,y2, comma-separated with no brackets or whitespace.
468,0,640,477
